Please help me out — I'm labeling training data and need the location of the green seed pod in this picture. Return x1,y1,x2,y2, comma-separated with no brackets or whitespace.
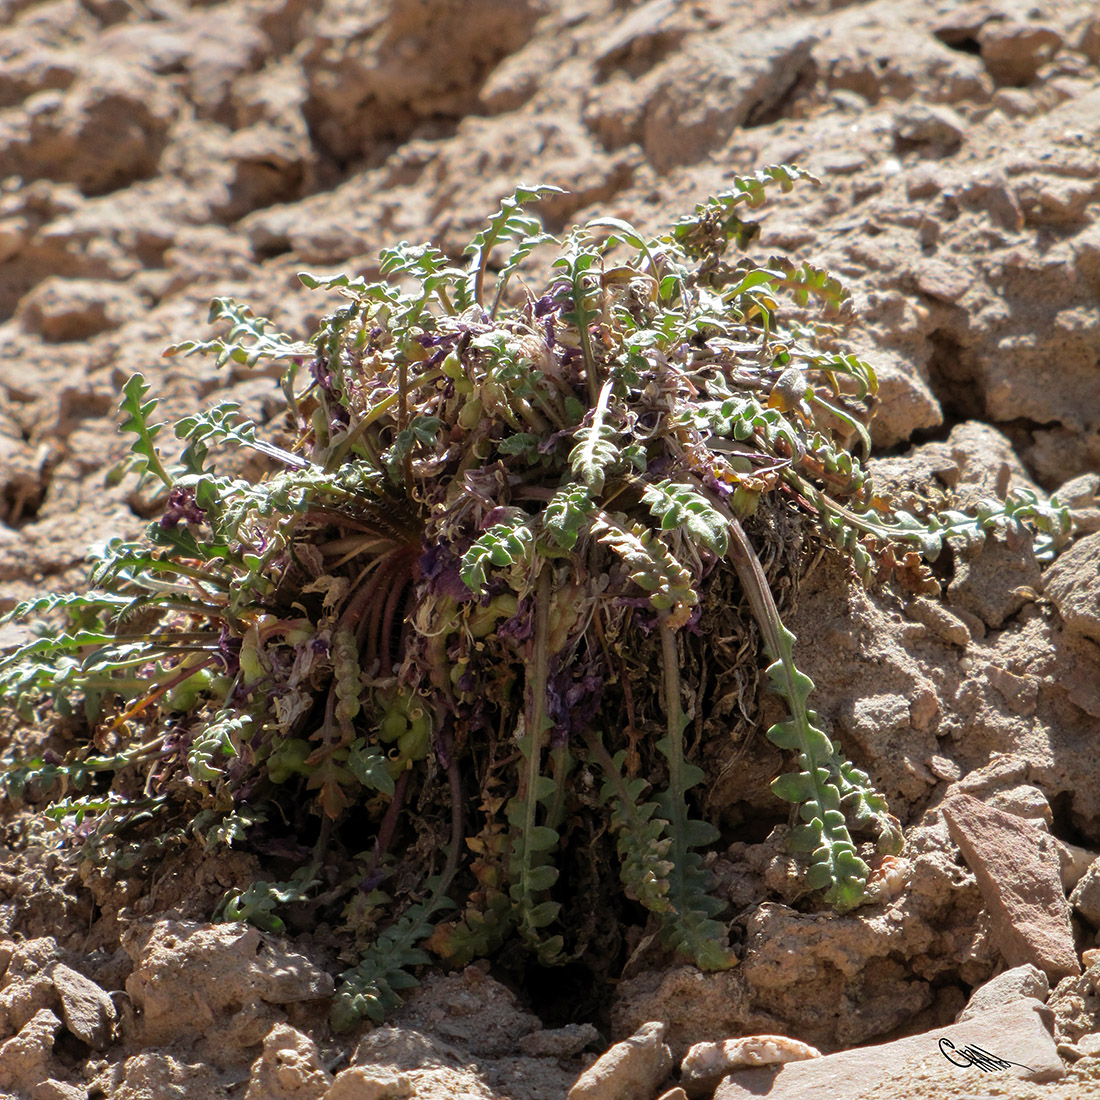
378,708,408,744
333,628,362,728
458,397,483,430
732,485,760,517
267,738,312,783
397,720,430,762
466,593,518,639
164,667,213,713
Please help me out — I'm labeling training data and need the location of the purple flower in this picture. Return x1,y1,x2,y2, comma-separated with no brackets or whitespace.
216,627,241,675
159,486,206,530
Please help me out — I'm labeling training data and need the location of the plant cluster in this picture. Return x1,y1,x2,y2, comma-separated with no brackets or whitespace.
0,168,1071,1029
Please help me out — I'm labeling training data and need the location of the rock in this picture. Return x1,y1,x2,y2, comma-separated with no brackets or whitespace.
863,349,943,449
30,1079,87,1100
714,999,1063,1098
642,26,818,173
656,1090,689,1100
243,1023,333,1100
95,1052,229,1100
519,1023,600,1058
942,793,1080,981
7,58,176,194
568,1021,673,1100
979,20,1063,85
681,1035,821,1099
98,8,269,124
592,0,695,80
299,0,539,161
892,102,966,153
817,9,990,104
49,962,116,1051
1070,860,1100,928
16,275,143,342
1055,839,1098,893
1047,963,1100,1043
344,1028,490,1100
1054,472,1100,533
350,1026,463,1072
956,964,1050,1023
1044,531,1100,644
905,598,971,647
324,1068,412,1100
390,966,540,1057
948,527,1042,629
0,938,63,1035
123,920,334,1049
0,1008,62,1093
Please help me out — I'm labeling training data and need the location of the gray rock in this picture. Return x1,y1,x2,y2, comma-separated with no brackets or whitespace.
714,999,1063,1099
943,794,1080,981
49,962,116,1052
956,964,1049,1023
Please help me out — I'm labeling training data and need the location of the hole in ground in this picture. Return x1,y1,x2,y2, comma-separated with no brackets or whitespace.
925,327,985,423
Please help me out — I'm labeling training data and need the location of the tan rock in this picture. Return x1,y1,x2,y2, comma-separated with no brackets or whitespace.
49,962,116,1052
1070,859,1100,927
324,1068,412,1100
1055,839,1099,892
568,1021,673,1100
1044,531,1100,644
30,1079,87,1100
979,20,1063,85
956,964,1049,1024
0,1008,62,1093
16,276,144,342
123,920,333,1050
519,1023,600,1058
642,26,818,173
0,938,63,1035
681,1035,821,1098
244,1023,333,1100
96,1052,227,1100
943,793,1080,981
714,999,1063,1099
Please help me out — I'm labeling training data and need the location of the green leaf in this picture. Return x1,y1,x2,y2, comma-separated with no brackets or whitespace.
118,374,173,490
641,480,729,555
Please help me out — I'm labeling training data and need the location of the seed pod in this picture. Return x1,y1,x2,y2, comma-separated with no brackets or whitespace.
732,485,760,517
333,628,362,728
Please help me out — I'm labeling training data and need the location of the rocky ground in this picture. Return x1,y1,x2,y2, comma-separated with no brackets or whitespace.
1,0,1100,1098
